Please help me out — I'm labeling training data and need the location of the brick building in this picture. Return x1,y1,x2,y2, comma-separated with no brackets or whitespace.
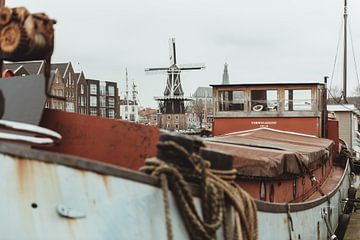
51,62,77,113
45,69,65,110
76,71,87,115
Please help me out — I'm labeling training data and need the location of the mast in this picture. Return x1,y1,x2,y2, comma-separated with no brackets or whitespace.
125,68,129,119
343,0,348,100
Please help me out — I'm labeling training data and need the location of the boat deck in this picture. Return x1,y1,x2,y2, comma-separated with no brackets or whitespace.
306,166,343,201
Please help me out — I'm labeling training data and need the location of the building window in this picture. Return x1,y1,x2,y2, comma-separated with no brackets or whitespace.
90,96,97,107
80,84,84,94
284,89,312,111
100,82,106,95
108,86,115,96
175,115,179,120
90,108,97,116
90,83,97,95
108,97,115,108
167,115,171,120
109,109,115,119
100,108,106,117
66,102,75,112
175,124,179,129
100,96,106,107
218,90,245,111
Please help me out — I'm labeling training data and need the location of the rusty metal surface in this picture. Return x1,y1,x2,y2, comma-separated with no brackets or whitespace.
39,109,160,170
0,142,354,240
0,151,193,240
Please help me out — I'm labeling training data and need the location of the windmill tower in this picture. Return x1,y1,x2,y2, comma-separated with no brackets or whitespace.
145,38,205,130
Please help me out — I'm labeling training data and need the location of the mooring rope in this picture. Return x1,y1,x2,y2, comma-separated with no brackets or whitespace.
140,140,258,240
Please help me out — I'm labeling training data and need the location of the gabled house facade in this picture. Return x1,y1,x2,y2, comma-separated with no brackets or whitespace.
76,71,88,115
51,62,77,113
44,69,65,111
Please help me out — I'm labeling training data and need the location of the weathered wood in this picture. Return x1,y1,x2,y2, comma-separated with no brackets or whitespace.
0,7,55,61
0,7,11,26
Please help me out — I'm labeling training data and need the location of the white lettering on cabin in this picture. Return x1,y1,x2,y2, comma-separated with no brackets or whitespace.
250,121,277,128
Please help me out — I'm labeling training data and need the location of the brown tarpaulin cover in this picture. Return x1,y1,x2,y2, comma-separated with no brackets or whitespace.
205,128,334,177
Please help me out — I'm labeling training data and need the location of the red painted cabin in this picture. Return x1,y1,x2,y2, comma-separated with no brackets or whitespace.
207,82,341,202
211,82,327,137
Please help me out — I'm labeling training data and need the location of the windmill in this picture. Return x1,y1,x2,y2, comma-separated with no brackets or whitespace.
145,38,204,129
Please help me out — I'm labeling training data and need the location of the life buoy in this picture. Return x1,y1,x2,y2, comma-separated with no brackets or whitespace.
252,105,263,111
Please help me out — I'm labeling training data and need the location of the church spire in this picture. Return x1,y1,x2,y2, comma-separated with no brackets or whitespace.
222,62,229,84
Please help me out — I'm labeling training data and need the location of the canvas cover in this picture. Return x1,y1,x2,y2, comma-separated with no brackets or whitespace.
205,128,333,177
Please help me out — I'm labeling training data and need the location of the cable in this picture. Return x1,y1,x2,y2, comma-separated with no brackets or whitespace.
348,19,360,89
327,89,359,113
330,20,344,89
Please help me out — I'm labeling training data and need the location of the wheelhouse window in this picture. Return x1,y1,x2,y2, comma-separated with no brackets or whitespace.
218,90,245,111
251,90,278,111
284,89,312,111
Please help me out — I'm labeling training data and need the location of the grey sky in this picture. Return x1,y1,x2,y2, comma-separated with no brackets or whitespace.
8,0,360,107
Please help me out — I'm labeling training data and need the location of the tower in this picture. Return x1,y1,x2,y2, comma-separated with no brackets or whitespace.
145,38,204,130
222,62,229,84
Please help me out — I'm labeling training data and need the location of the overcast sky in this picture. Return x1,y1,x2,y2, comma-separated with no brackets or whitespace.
8,0,360,107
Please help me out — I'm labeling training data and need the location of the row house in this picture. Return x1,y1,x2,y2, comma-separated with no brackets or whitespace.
51,62,77,113
139,108,158,126
3,61,119,119
120,99,139,122
4,61,63,110
87,79,119,118
76,71,88,115
45,69,65,110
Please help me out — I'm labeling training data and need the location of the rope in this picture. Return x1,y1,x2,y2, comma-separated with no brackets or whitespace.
160,173,174,240
140,140,258,240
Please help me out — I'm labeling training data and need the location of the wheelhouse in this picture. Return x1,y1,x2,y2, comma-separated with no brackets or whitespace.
211,82,327,137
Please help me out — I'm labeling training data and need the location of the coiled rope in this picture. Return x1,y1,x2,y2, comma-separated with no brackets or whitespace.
140,140,258,240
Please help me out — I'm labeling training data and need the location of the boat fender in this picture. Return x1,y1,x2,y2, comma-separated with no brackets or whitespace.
344,187,357,214
252,105,263,111
334,213,350,240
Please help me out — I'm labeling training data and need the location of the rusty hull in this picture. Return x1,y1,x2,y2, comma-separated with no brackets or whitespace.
39,109,160,170
0,141,353,240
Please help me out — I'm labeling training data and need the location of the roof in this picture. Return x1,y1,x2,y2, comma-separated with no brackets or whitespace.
4,61,44,75
86,78,100,83
192,87,212,98
210,82,325,87
205,128,333,177
327,104,360,115
51,63,69,78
